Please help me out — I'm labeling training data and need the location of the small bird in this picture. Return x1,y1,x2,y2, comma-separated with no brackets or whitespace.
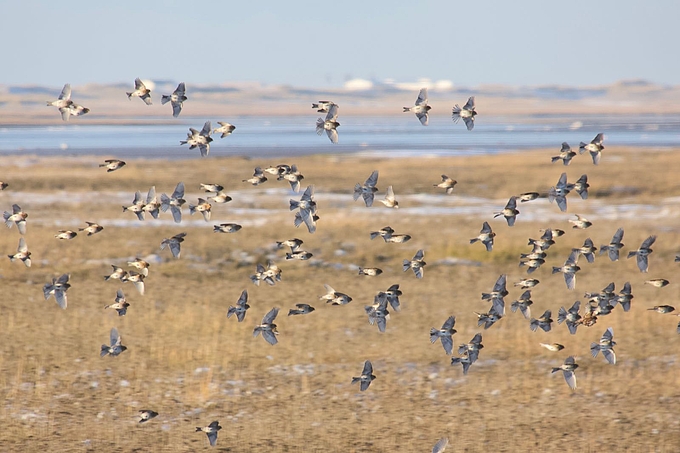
160,232,186,258
552,250,581,290
312,101,335,112
3,203,28,235
99,159,126,172
518,192,540,203
227,289,250,322
481,274,509,301
434,175,457,195
353,170,379,207
104,289,130,316
540,343,565,352
530,310,553,332
557,301,582,335
43,274,70,309
290,185,317,233
600,228,625,261
286,250,313,260
627,235,656,273
365,293,390,332
280,163,305,193
8,237,31,267
648,305,675,314
253,307,280,345
55,230,77,240
569,214,592,229
124,271,145,296
316,104,340,143
189,198,212,222
358,267,383,277
250,262,281,286
212,122,235,138
383,284,403,311
645,278,669,288
351,360,376,391
403,249,426,279
213,223,242,233
127,258,150,277
551,142,576,166
591,327,617,364
403,87,431,126
195,421,222,447
160,182,186,223
432,437,449,453
430,316,457,355
0,182,7,190
104,265,128,281
138,410,158,423
552,356,578,390
580,133,605,165
100,327,127,357
548,172,571,212
122,191,145,221
243,166,268,185
46,83,74,121
470,221,495,251
277,238,304,251
142,186,161,220
450,354,474,375
79,221,103,236
617,281,634,312
510,290,533,319
519,258,545,274
161,82,187,118
180,121,213,157
67,103,90,118
573,238,597,263
320,284,353,305
474,306,503,330
200,183,224,193
370,226,400,242
573,174,589,199
494,196,519,226
126,78,152,105
384,233,412,244
514,278,539,289
378,185,399,208
452,96,477,130
528,228,557,250
288,303,315,316
457,333,484,363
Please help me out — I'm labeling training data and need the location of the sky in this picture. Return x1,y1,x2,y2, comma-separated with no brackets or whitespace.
3,1,678,89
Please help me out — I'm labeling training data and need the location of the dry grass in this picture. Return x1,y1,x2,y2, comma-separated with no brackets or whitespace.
1,147,680,451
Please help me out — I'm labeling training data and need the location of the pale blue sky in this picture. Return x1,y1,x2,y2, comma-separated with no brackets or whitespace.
2,0,677,88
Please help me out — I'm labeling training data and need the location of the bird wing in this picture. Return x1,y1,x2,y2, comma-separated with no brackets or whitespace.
326,128,338,144
463,117,475,131
463,96,475,111
59,84,71,101
416,111,429,126
365,170,379,188
325,104,339,121
415,87,428,106
262,307,279,324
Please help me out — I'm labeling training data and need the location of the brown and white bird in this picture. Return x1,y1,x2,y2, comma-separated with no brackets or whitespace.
378,185,399,208
316,104,340,143
3,204,28,235
351,360,376,391
127,258,150,277
403,87,431,126
452,96,477,130
104,289,130,316
195,421,222,447
8,237,31,267
579,133,605,165
100,327,127,357
253,307,280,345
353,170,379,207
126,78,152,105
243,166,268,185
189,198,212,221
470,221,495,251
212,122,236,138
46,83,73,121
551,142,576,166
569,214,592,229
403,249,426,279
79,221,103,236
160,232,187,258
55,230,77,240
99,159,126,172
627,235,656,273
552,356,578,390
434,175,457,194
180,121,213,157
494,196,519,226
161,82,187,118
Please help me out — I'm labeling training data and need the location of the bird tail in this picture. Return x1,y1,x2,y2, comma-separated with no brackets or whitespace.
429,329,439,343
470,238,479,244
551,267,561,274
403,107,412,112
590,343,600,357
351,377,361,385
289,200,300,211
161,95,171,105
126,92,133,100
353,184,362,201
578,142,588,153
189,204,197,215
402,260,411,272
100,345,110,357
557,307,567,324
626,251,636,259
312,103,319,109
551,156,561,163
370,231,380,240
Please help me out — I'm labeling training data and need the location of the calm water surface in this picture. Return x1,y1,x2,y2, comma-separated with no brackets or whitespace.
1,115,679,159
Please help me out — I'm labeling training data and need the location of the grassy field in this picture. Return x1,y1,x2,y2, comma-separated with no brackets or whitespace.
1,147,680,452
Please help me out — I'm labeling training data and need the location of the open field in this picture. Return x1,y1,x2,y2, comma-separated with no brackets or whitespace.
1,147,680,451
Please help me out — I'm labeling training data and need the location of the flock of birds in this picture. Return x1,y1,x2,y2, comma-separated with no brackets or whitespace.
3,80,676,449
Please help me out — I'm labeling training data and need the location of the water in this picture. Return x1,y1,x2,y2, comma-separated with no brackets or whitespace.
1,114,679,159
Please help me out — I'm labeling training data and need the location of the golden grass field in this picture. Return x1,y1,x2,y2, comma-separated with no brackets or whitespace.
1,147,680,452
